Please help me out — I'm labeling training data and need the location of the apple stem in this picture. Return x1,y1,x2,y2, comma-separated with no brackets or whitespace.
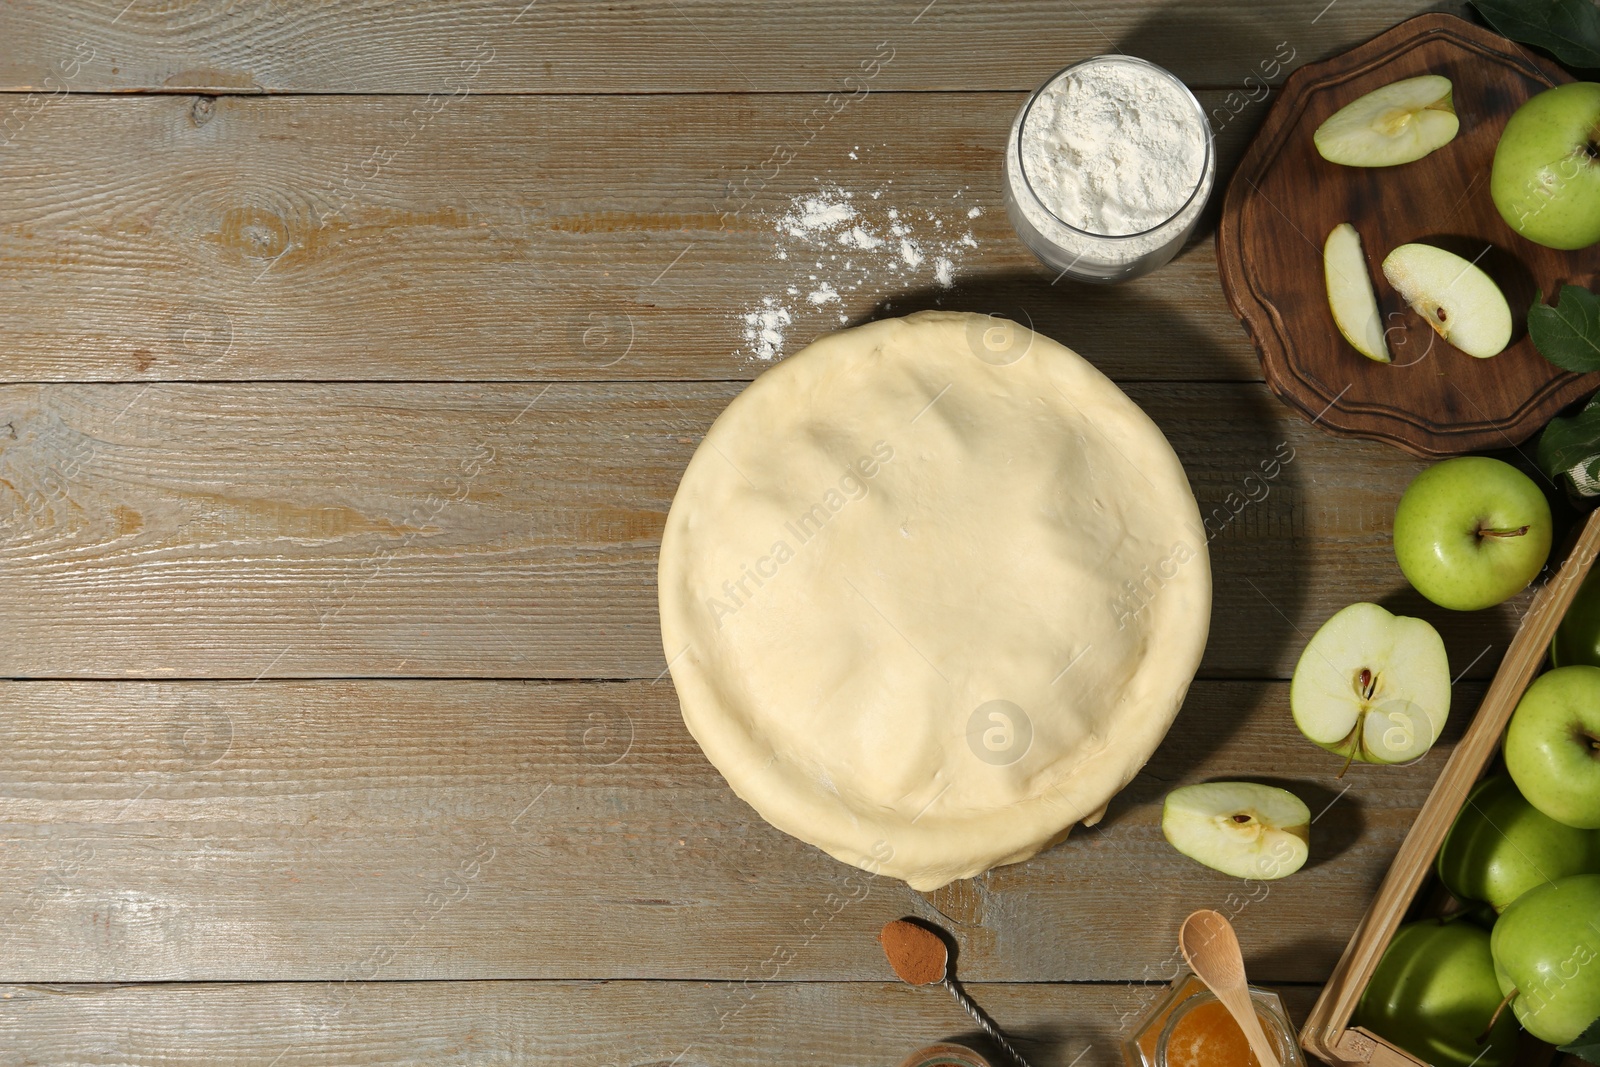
1337,744,1357,779
1478,988,1516,1045
1478,525,1530,540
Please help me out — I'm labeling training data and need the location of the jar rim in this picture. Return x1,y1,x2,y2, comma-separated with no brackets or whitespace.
1012,54,1215,242
1153,987,1294,1067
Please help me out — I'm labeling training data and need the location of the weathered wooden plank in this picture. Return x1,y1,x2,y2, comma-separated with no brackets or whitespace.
0,0,1457,94
0,979,1323,1067
0,382,1531,680
0,91,1278,384
0,678,1478,983
0,379,1521,681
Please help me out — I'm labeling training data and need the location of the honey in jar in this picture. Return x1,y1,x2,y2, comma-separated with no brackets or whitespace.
1122,971,1304,1067
1164,997,1269,1067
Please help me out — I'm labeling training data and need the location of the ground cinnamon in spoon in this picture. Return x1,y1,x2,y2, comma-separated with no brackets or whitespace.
879,918,947,985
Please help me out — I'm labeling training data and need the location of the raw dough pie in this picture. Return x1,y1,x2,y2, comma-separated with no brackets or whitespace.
659,311,1210,890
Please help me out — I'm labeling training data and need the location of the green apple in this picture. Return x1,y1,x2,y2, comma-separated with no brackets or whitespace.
1382,243,1512,359
1491,82,1600,251
1393,457,1552,612
1315,74,1459,167
1325,223,1391,362
1491,873,1600,1044
1161,782,1309,880
1356,919,1520,1067
1437,773,1600,911
1505,666,1600,829
1291,602,1449,767
1552,566,1600,669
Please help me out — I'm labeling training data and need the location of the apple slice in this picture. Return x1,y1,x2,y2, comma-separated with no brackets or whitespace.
1162,782,1310,880
1382,243,1513,358
1325,223,1390,362
1315,75,1459,167
1291,602,1450,768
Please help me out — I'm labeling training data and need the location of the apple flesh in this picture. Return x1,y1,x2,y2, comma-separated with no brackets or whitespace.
1324,223,1390,362
1291,602,1449,767
1505,665,1600,829
1436,773,1600,912
1161,782,1309,880
1392,456,1552,612
1491,82,1600,251
1356,919,1520,1067
1315,74,1459,167
1382,243,1512,359
1490,873,1600,1045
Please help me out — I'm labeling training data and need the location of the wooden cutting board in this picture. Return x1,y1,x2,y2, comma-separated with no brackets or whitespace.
1218,12,1600,459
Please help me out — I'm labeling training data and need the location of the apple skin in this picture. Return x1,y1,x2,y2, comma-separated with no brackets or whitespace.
1393,457,1552,612
1356,919,1520,1067
1436,773,1600,911
1491,82,1600,251
1505,666,1600,829
1491,873,1600,1044
1551,565,1600,668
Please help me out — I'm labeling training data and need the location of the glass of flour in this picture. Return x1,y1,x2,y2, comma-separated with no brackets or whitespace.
1004,55,1215,283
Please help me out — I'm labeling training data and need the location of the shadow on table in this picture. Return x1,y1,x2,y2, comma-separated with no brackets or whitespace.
1248,775,1365,872
1116,4,1292,93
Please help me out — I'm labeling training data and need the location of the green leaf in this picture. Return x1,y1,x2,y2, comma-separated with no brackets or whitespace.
1537,388,1600,495
1473,0,1600,69
1530,286,1600,373
1559,1015,1600,1065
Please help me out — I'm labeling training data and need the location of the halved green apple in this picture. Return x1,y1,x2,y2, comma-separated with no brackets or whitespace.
1291,602,1450,768
1324,223,1390,362
1161,782,1310,880
1315,75,1459,167
1382,244,1513,359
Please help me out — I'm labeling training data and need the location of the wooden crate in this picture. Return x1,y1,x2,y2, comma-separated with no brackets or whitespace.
1302,508,1600,1067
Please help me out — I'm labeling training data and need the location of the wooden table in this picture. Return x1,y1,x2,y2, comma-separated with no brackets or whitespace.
0,2,1553,1063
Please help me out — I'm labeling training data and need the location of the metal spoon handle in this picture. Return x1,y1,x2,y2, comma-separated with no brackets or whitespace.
942,976,1033,1067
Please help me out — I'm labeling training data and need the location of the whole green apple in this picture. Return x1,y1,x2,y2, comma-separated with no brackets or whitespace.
1506,666,1600,829
1357,919,1520,1067
1437,773,1600,911
1393,457,1552,612
1491,873,1600,1044
1552,566,1600,668
1491,82,1600,251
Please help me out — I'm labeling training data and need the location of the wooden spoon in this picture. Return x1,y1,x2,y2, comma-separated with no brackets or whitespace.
1178,909,1281,1067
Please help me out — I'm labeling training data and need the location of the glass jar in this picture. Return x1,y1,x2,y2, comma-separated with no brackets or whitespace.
896,1044,993,1067
1003,55,1216,284
1123,971,1305,1067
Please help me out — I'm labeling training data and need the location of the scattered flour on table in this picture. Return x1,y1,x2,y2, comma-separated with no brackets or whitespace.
737,183,983,362
741,297,793,361
807,282,840,306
